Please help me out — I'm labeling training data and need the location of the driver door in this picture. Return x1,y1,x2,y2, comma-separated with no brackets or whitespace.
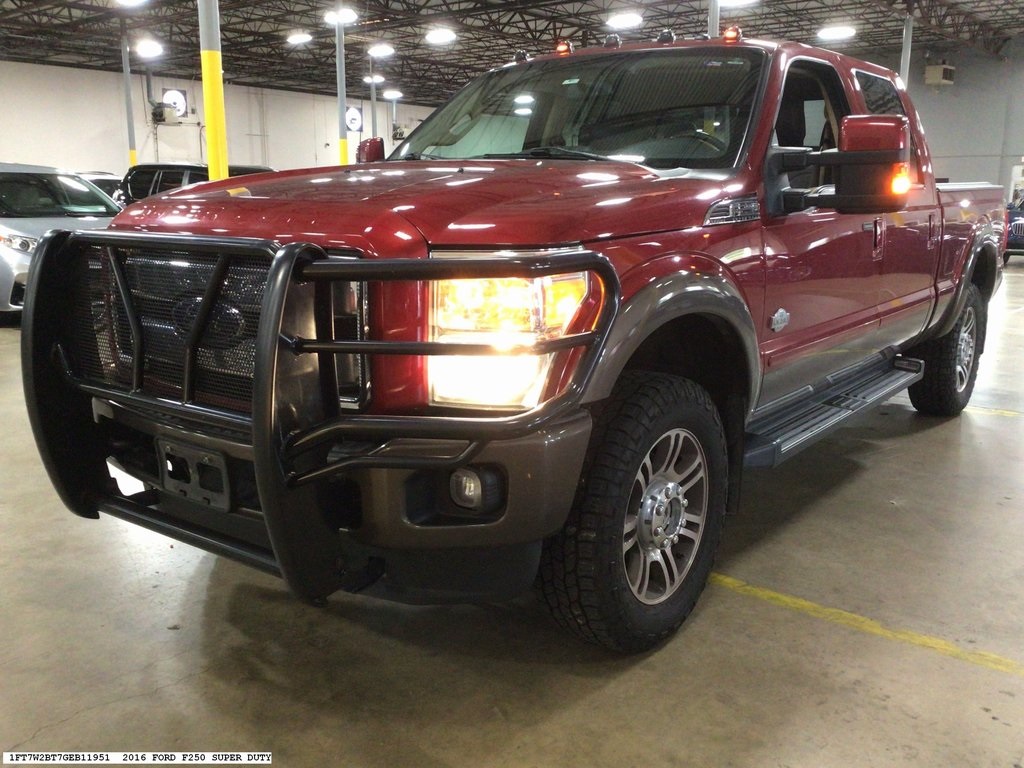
758,59,882,407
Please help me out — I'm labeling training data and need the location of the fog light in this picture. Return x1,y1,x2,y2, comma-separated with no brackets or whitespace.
449,466,505,514
450,468,483,510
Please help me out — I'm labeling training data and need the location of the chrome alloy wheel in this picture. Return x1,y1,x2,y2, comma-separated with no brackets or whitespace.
955,306,977,393
623,428,708,605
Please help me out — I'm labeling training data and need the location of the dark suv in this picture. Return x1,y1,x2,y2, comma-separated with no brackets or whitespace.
1006,201,1024,264
115,163,273,206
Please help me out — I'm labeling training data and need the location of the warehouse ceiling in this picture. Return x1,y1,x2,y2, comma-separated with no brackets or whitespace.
0,0,1021,106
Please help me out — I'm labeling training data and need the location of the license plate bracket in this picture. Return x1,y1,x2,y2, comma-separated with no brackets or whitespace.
156,438,231,511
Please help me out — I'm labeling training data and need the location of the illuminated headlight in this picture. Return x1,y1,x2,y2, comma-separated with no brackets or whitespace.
429,254,591,410
1,234,38,254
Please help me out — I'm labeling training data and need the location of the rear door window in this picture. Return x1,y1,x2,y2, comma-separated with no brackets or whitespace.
854,71,921,183
155,170,186,193
126,169,157,199
855,72,905,116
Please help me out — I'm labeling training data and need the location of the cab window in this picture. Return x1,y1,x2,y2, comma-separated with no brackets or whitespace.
854,71,922,184
774,60,850,188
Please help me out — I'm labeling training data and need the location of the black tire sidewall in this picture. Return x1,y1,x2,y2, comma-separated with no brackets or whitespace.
584,374,728,648
909,282,984,416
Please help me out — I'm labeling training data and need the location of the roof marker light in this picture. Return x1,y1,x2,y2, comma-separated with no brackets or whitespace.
656,29,676,43
555,39,574,54
723,25,742,42
604,34,622,48
513,49,531,63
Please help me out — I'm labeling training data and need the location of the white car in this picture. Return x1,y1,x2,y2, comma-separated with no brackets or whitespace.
0,163,119,317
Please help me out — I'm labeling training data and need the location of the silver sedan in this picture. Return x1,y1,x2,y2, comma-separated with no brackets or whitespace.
1,163,118,316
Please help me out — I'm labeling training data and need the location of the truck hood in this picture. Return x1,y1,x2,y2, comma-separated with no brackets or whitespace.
111,160,743,252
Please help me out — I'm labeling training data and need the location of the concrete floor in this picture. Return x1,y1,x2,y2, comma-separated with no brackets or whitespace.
2,264,1023,768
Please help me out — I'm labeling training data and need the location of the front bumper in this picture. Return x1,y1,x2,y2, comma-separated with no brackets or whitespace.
0,245,29,312
1007,217,1024,252
22,230,618,602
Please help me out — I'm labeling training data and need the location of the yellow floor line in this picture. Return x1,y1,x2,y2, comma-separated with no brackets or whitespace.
710,573,1024,677
966,404,1023,418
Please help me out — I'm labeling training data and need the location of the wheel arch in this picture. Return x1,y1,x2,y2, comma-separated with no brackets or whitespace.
970,240,999,302
928,230,999,354
582,271,760,513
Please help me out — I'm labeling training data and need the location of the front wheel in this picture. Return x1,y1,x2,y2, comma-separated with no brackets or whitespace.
538,372,727,652
908,282,985,416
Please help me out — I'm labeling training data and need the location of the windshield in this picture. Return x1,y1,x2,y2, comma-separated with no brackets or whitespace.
394,47,765,170
0,173,120,217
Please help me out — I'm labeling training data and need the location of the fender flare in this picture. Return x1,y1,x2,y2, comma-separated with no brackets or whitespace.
929,221,999,343
581,267,761,414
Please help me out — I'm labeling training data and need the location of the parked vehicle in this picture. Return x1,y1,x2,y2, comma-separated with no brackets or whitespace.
115,162,274,206
77,171,122,200
22,31,1004,651
0,163,118,316
1005,200,1024,263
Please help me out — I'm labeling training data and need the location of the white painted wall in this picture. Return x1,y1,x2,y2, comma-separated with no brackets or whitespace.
0,59,434,175
1,38,1022,192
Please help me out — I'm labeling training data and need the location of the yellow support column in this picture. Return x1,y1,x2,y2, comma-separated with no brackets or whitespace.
198,0,229,181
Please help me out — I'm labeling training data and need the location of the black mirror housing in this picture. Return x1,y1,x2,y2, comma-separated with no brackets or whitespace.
800,115,912,214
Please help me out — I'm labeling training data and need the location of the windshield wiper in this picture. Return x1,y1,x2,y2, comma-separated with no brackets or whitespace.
481,146,610,161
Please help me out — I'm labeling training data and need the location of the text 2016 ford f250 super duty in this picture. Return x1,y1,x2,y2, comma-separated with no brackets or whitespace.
22,31,1005,652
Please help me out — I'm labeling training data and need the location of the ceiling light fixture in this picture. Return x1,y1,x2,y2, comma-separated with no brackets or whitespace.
363,74,385,84
382,89,403,100
425,28,457,45
367,42,395,58
719,0,758,7
817,25,856,41
287,31,312,45
324,7,357,25
607,12,643,30
135,38,163,58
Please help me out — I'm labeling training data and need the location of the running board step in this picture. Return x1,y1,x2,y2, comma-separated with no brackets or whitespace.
743,356,924,469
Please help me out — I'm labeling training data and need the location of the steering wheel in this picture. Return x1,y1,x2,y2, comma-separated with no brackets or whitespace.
667,129,727,152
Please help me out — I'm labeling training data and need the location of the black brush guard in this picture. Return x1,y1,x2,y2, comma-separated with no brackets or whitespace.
22,229,620,600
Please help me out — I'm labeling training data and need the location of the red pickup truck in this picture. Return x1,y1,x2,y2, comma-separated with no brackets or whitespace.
22,31,1005,652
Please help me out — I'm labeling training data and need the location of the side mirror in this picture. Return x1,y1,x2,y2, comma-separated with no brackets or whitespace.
785,115,912,214
829,115,912,213
782,115,913,215
356,137,385,164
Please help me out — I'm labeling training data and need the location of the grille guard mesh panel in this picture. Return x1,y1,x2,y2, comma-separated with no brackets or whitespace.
65,244,270,414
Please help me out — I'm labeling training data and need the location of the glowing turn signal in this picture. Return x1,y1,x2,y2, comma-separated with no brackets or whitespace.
723,26,742,42
555,39,574,54
890,163,912,195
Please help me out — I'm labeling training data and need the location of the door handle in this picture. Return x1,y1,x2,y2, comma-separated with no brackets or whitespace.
872,217,884,259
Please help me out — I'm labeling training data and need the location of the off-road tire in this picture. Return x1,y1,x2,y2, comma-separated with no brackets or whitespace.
538,372,728,653
908,282,985,416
